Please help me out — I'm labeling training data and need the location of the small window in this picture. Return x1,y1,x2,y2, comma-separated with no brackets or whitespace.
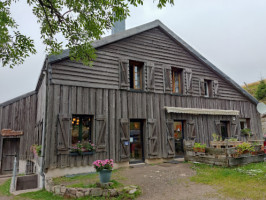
240,118,250,130
129,60,143,90
204,80,212,97
220,121,230,140
71,115,93,145
172,68,183,94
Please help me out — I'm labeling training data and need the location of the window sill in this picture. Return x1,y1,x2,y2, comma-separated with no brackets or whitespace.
69,151,94,156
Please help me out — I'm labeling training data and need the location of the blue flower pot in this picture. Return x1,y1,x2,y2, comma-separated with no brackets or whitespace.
99,169,112,183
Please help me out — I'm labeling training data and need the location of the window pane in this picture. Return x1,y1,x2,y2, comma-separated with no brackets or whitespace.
72,115,92,145
134,66,141,89
174,71,179,93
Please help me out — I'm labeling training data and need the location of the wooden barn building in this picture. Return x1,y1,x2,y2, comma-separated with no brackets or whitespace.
0,20,262,182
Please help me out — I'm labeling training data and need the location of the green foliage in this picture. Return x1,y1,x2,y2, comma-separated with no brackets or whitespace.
193,143,206,149
0,179,11,196
236,142,255,153
68,179,123,189
227,138,238,142
241,128,252,137
53,172,98,185
19,189,64,200
1,0,174,68
211,133,222,141
191,162,266,200
255,80,266,101
31,144,42,156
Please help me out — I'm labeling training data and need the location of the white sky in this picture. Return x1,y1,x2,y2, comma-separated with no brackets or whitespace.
0,0,265,103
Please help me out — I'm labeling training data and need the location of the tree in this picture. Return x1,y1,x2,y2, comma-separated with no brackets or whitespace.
0,0,174,68
255,80,266,101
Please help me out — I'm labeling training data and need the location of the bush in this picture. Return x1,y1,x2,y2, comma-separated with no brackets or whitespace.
236,142,255,154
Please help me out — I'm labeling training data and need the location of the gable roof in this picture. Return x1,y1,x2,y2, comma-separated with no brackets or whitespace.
48,20,258,105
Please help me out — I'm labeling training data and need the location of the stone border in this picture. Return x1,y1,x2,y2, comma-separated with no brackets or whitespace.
45,178,138,198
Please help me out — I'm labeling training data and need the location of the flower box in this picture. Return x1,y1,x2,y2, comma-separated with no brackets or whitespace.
69,151,94,156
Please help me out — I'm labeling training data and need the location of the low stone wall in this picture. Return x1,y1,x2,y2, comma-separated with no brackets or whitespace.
45,177,139,198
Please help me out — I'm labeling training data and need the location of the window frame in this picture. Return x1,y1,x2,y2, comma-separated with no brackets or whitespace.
240,118,250,130
204,79,213,97
172,67,183,94
129,60,144,90
71,114,93,146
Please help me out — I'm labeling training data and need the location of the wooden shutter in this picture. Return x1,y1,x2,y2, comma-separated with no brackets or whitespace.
187,120,196,139
120,119,130,161
199,78,205,96
184,69,192,95
119,59,129,89
164,66,172,93
166,120,175,158
147,62,155,91
215,120,221,135
148,119,158,158
96,115,106,152
57,114,71,154
231,121,238,138
213,80,219,97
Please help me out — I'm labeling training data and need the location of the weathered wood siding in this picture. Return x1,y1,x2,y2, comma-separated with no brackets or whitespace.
44,83,262,168
0,92,37,165
50,27,249,102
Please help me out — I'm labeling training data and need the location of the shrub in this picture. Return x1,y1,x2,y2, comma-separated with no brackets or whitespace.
236,142,255,154
194,143,206,149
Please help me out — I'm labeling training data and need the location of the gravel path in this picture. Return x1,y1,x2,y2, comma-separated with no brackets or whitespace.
118,162,226,200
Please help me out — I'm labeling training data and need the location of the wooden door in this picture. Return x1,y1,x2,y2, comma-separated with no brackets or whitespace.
1,138,20,174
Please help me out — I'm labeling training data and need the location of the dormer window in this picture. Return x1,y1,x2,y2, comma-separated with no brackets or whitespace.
129,60,143,90
172,68,183,94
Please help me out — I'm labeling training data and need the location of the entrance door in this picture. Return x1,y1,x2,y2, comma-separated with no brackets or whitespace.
221,121,229,140
174,121,184,157
1,138,20,174
130,120,144,163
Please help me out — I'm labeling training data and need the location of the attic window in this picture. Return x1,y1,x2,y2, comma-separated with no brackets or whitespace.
129,60,144,90
204,80,212,97
172,68,183,94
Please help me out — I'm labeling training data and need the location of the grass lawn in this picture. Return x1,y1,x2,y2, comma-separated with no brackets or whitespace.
0,168,140,200
191,162,266,200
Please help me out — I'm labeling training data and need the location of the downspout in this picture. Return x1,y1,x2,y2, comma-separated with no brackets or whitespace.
39,58,49,189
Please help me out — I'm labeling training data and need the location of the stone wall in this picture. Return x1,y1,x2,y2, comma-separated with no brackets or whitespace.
45,177,139,198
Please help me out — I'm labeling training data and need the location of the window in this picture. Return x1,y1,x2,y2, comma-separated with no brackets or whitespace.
204,80,212,97
240,118,250,130
71,115,93,145
220,121,230,140
172,68,183,94
129,60,143,90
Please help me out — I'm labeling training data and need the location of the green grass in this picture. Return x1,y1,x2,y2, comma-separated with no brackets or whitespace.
53,172,98,185
191,162,266,200
19,190,64,200
0,178,11,196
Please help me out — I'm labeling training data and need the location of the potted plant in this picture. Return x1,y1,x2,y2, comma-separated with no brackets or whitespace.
241,128,253,137
70,142,83,155
31,144,42,157
93,159,114,184
81,141,95,155
193,143,206,153
236,142,255,156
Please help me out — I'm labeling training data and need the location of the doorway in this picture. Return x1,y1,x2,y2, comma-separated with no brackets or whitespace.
221,121,229,140
173,121,184,157
1,138,20,175
130,120,144,163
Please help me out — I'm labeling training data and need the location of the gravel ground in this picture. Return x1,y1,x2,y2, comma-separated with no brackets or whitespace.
118,162,227,200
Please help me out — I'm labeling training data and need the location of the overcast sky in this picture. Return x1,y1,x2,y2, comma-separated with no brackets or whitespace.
0,0,265,103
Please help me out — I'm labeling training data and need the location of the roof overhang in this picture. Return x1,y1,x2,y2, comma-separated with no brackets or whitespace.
165,107,239,116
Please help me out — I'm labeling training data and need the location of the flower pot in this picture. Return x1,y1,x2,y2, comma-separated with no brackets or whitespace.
99,169,112,183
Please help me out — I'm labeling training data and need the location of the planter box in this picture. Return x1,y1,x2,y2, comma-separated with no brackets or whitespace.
69,151,94,156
